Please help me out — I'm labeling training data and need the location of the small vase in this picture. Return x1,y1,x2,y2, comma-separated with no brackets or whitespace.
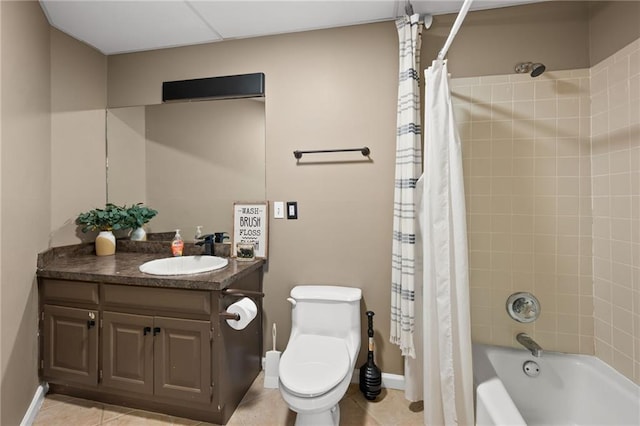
130,227,147,241
95,231,116,256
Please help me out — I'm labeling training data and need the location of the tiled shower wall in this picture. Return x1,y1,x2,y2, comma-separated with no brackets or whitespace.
451,37,640,384
590,38,640,384
451,69,595,356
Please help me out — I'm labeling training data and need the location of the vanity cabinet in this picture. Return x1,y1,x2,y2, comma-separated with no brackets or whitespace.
102,311,211,404
100,311,153,394
38,263,263,425
41,279,100,387
42,304,99,387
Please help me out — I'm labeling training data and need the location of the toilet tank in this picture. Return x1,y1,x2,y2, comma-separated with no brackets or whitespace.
289,286,362,339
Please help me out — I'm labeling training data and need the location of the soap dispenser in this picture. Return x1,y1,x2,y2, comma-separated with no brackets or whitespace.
171,229,184,257
194,225,203,243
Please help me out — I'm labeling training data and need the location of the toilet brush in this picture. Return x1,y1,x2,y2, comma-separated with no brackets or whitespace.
359,311,382,400
264,323,281,388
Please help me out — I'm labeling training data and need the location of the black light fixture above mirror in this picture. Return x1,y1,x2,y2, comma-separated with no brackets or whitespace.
162,72,265,102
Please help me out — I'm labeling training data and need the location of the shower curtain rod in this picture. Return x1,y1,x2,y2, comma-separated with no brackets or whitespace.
437,0,474,60
405,0,414,16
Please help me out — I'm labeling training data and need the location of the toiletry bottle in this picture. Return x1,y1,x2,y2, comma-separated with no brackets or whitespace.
171,229,184,256
194,225,203,243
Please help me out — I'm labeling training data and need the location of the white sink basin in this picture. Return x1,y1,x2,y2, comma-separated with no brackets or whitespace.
139,256,228,276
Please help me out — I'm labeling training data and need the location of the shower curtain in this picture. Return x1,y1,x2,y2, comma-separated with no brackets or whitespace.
390,13,422,362
420,59,474,425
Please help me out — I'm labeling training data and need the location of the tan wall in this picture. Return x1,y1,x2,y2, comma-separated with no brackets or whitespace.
589,1,640,65
590,38,640,384
0,2,3,419
422,1,591,78
50,28,107,246
421,1,640,79
105,2,639,376
145,100,264,233
0,1,51,424
106,99,266,234
108,22,400,372
0,12,105,423
0,1,633,422
106,106,146,208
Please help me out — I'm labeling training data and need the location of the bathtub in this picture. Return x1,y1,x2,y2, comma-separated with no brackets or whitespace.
473,343,640,426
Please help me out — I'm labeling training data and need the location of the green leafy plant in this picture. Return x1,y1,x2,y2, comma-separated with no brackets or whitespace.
125,203,158,229
76,203,130,233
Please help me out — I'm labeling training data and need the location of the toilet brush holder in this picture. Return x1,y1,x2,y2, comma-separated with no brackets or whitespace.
359,311,381,400
264,323,281,388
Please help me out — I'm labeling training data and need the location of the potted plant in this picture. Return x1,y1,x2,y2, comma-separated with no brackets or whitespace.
76,203,129,256
125,203,158,241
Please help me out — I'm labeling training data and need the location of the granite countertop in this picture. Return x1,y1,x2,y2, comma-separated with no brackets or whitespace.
37,241,263,291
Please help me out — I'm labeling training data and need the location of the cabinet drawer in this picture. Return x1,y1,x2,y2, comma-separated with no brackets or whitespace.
102,284,211,316
41,279,99,306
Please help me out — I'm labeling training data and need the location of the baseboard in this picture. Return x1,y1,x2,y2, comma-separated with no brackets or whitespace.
21,382,48,426
261,357,405,391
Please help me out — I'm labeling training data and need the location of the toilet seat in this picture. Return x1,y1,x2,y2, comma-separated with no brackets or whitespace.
280,334,350,397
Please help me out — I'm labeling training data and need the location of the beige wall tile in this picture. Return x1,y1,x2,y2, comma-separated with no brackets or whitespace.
455,38,639,384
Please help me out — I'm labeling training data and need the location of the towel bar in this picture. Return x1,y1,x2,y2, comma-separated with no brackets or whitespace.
293,147,370,159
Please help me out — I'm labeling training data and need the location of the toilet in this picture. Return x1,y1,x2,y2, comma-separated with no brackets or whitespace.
278,285,362,426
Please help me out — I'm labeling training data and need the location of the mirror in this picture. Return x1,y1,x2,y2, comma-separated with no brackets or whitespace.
106,97,266,238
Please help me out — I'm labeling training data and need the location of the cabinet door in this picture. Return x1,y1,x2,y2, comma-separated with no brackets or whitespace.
102,311,154,395
43,304,98,386
153,316,211,404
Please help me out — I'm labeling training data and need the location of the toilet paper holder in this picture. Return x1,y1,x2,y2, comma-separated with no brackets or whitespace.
219,288,264,321
222,288,265,298
219,311,241,321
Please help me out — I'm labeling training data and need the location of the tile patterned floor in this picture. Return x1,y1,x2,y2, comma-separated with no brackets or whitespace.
33,373,424,425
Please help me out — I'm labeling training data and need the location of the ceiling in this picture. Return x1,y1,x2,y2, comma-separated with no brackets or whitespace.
40,0,545,55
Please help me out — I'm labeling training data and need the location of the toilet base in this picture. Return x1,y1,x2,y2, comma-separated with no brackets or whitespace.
294,404,339,426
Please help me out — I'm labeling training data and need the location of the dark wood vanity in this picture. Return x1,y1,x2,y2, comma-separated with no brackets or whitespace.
36,242,264,424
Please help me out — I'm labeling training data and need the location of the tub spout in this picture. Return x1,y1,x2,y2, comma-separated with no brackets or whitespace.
516,333,543,357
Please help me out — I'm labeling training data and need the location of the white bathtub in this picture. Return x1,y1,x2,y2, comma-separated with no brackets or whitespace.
473,343,640,426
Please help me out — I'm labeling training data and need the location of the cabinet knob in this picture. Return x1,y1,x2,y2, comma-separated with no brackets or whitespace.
153,327,161,336
143,326,152,336
87,320,96,329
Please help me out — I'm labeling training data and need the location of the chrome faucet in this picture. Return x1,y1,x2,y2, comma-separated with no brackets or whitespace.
516,333,543,357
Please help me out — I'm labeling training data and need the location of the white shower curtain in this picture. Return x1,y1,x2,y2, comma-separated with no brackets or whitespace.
420,59,474,425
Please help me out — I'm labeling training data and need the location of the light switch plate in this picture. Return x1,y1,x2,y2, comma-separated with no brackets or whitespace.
274,201,285,219
286,201,298,219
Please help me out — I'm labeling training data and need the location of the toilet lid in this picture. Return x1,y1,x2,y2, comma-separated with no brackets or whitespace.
279,334,350,397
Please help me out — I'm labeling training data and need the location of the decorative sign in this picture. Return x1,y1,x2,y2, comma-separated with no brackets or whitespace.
232,202,269,259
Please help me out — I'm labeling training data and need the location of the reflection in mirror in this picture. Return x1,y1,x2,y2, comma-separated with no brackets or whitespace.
107,98,266,238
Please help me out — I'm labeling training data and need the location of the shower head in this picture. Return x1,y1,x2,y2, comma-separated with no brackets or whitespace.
515,62,546,77
530,63,546,77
